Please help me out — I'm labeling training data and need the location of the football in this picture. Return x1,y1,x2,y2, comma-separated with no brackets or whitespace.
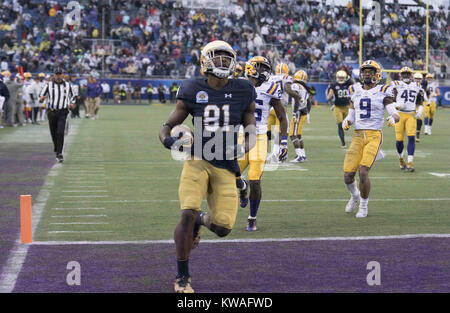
170,124,194,149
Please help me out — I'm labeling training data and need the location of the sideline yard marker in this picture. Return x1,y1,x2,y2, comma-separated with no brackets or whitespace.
20,195,32,244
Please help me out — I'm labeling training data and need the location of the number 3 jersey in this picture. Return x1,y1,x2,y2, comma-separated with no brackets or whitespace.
176,78,257,172
254,81,282,134
390,80,423,112
349,83,395,131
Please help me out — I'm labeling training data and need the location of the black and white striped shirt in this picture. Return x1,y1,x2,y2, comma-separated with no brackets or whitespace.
39,80,75,110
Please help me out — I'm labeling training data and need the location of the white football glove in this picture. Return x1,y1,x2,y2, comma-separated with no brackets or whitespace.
386,115,396,127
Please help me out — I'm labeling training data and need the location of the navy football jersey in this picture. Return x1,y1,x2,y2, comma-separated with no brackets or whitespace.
177,78,256,173
329,81,352,106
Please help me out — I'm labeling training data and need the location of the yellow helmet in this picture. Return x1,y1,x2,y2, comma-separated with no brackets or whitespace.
359,60,382,84
1,71,11,78
275,63,289,75
24,72,32,79
413,72,423,81
38,72,46,78
399,67,413,83
293,69,308,83
200,40,236,78
336,70,348,84
245,56,271,83
232,63,243,78
425,73,434,79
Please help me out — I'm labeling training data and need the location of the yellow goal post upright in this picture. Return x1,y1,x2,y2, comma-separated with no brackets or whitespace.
359,0,430,84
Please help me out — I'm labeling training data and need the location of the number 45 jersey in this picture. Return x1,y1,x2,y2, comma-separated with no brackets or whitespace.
390,80,423,112
254,81,282,134
349,84,395,131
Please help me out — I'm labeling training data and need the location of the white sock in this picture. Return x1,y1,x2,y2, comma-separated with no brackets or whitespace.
408,155,413,163
299,148,305,157
360,197,369,208
398,151,404,159
345,181,360,199
248,216,256,220
295,148,302,157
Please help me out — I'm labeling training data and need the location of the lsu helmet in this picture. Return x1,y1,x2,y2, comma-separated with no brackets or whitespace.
1,71,11,78
275,63,289,75
359,60,382,84
425,73,434,80
399,67,413,83
38,73,46,79
245,56,271,84
24,72,32,79
200,40,236,79
233,63,243,78
336,70,348,84
293,69,308,83
413,72,423,82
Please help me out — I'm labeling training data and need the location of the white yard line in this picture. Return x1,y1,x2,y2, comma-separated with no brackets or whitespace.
49,222,109,225
56,198,450,204
50,215,107,218
51,207,105,210
62,190,108,193
0,119,81,293
29,233,450,246
61,195,108,198
47,231,112,234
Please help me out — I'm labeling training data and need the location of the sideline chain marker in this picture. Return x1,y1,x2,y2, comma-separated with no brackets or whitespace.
20,195,32,244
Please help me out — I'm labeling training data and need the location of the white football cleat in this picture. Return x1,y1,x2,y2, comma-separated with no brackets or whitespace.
345,194,360,213
355,206,368,218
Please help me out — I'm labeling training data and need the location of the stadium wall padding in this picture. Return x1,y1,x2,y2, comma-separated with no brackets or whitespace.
82,78,450,106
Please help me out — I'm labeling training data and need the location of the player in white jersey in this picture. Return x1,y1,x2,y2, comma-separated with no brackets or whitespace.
22,72,33,123
289,69,312,162
413,72,427,142
390,67,424,172
267,63,294,162
423,73,440,135
27,75,43,124
342,60,400,218
236,56,288,231
36,73,47,121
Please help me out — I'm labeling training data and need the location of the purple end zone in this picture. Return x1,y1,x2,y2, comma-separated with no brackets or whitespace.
13,238,450,293
0,143,54,269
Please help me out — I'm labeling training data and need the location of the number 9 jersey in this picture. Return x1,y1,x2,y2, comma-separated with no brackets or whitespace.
349,83,395,131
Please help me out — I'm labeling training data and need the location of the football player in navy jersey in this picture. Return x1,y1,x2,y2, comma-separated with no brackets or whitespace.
159,40,256,293
327,70,353,148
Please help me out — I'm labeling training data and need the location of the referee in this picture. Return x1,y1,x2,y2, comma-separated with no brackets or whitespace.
39,67,75,163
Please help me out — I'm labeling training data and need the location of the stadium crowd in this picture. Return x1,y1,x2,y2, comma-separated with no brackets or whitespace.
0,0,448,81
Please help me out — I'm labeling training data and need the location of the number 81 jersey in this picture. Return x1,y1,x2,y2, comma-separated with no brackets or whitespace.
349,84,395,131
254,81,282,134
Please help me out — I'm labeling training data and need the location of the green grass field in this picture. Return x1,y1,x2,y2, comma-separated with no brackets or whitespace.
33,104,450,242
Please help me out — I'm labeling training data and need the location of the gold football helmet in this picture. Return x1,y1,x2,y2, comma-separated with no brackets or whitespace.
359,60,382,84
38,73,46,78
293,69,308,83
275,63,289,75
425,73,434,80
400,67,413,83
1,71,11,78
200,40,236,78
23,72,32,79
245,56,271,83
336,70,348,84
